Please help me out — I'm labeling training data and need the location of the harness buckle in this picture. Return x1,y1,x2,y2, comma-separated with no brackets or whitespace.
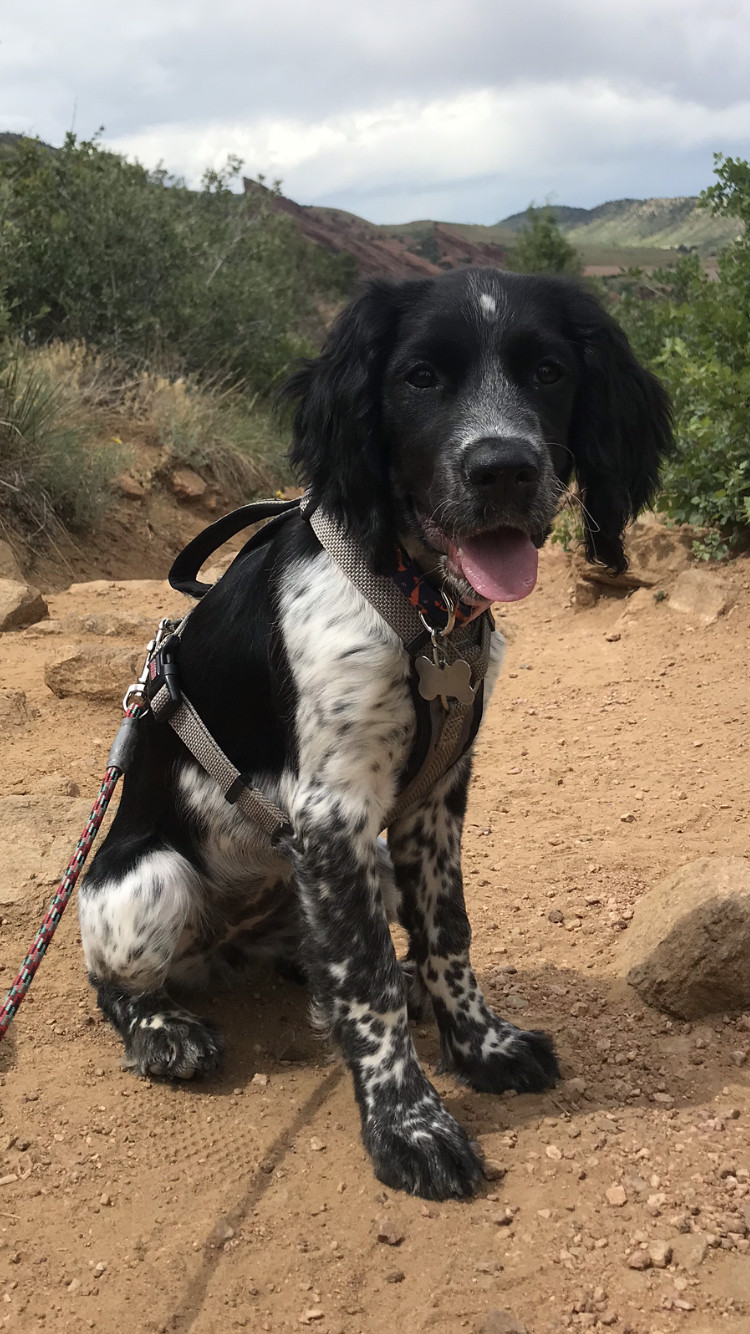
146,633,182,719
122,618,180,714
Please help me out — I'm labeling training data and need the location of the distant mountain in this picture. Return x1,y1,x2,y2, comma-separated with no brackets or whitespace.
495,197,739,252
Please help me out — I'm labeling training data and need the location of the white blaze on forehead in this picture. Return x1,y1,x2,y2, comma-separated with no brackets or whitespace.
479,292,497,319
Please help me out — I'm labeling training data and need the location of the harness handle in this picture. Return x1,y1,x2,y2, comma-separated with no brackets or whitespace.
168,497,301,598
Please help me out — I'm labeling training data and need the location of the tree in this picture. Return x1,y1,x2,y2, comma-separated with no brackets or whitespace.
508,204,582,276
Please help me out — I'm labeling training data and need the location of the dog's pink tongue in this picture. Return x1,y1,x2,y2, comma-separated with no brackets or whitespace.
455,529,538,602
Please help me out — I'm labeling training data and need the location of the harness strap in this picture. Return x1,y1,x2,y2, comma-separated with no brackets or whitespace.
393,614,492,822
169,497,301,598
153,496,494,842
303,500,426,650
151,679,291,843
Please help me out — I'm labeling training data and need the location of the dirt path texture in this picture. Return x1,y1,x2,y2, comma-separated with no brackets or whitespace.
0,520,749,1334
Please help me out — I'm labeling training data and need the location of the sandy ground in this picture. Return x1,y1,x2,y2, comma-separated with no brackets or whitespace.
1,533,749,1334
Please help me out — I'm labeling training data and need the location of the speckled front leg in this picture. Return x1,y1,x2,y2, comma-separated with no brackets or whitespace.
389,760,559,1094
290,784,481,1200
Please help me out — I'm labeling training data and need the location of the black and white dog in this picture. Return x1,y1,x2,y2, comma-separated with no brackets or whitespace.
79,267,672,1200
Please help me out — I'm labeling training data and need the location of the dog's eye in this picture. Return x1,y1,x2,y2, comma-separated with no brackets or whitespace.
405,364,438,389
534,360,564,385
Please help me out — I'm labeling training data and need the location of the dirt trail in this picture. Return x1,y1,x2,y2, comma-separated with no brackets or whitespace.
1,530,749,1334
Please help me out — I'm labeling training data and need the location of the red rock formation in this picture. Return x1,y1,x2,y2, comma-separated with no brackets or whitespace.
243,180,508,279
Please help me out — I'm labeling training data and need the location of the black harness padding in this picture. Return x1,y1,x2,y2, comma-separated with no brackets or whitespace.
157,497,491,840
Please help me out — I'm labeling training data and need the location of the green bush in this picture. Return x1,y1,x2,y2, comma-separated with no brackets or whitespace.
507,204,583,276
0,136,353,394
615,155,750,558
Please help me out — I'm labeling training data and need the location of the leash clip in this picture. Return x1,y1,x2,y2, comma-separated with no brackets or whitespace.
122,618,180,713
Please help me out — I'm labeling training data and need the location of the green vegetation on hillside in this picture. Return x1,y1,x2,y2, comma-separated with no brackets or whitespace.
616,155,750,557
0,133,353,542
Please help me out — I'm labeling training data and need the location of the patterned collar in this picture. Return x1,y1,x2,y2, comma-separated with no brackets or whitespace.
391,544,489,630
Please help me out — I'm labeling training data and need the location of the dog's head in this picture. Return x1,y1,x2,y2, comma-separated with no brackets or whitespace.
283,268,673,603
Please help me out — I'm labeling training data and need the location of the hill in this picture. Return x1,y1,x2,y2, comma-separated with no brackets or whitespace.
497,196,739,252
243,180,510,279
260,190,739,279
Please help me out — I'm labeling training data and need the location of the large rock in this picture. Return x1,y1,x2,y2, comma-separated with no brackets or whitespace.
0,579,48,632
171,468,207,502
668,569,737,625
44,646,141,703
0,795,95,904
620,858,750,1018
0,539,23,581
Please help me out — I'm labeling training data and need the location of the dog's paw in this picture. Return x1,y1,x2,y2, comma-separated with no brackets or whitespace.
124,1008,223,1080
363,1094,482,1201
445,1023,559,1095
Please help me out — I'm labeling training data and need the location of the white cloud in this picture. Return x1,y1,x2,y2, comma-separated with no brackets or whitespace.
109,80,750,221
2,0,750,220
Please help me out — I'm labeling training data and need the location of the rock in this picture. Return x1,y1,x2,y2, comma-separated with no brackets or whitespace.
0,689,36,730
476,1312,529,1334
627,1249,651,1270
44,647,141,703
606,1185,627,1207
620,857,750,1018
0,540,23,581
573,515,691,591
649,1240,672,1268
376,1220,405,1246
0,795,96,903
115,473,146,500
616,586,662,626
0,580,48,632
574,578,599,608
668,569,737,626
671,1233,708,1271
171,468,207,502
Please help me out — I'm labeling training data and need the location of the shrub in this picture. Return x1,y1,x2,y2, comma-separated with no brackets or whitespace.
616,156,750,559
507,204,583,276
0,136,353,395
0,346,120,540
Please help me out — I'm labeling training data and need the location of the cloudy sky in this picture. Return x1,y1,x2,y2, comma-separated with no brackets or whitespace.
2,0,750,224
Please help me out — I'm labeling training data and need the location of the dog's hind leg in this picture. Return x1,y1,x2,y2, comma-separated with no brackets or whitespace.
389,760,560,1095
78,844,222,1079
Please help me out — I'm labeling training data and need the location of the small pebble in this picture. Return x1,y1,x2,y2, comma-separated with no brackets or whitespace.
376,1220,404,1246
649,1240,672,1268
627,1250,651,1271
606,1185,627,1207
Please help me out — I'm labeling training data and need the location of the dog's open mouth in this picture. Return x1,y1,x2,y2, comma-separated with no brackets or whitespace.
448,529,538,602
416,512,539,603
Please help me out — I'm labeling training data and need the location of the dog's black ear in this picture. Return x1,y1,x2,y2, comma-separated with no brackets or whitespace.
565,288,674,574
281,279,422,567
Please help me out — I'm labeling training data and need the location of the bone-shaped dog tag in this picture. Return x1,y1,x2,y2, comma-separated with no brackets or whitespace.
416,655,477,705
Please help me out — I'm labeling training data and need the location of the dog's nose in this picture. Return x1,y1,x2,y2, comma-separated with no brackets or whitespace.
462,437,540,504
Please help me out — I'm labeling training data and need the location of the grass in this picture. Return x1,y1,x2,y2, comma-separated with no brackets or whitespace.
0,342,290,555
0,346,119,546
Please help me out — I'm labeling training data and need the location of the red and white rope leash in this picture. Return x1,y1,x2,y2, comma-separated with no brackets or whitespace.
0,702,144,1042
